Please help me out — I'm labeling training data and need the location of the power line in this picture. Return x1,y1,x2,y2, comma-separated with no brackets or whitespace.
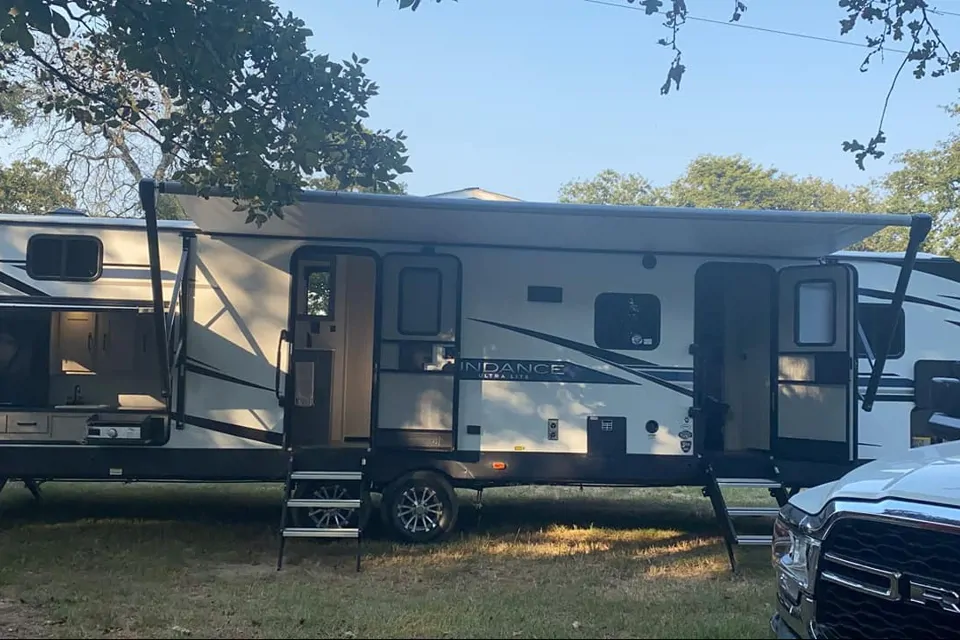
583,0,913,54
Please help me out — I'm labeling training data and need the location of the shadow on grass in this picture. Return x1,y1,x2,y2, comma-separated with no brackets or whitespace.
0,482,776,639
0,480,776,546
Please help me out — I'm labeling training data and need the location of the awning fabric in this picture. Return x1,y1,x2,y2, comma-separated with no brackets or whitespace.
162,182,916,259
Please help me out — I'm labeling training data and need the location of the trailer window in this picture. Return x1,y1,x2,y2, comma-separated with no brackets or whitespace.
857,302,905,360
594,293,660,351
304,266,333,317
26,234,102,281
795,280,836,346
399,267,442,335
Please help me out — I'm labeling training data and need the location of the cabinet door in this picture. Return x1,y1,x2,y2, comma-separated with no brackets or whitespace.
133,313,159,374
98,312,137,373
58,312,97,373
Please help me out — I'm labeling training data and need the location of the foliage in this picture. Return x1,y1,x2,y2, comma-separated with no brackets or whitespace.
558,169,661,206
560,155,881,215
556,155,925,254
0,157,75,214
0,0,412,225
307,174,408,194
2,36,183,217
391,0,959,170
872,101,960,257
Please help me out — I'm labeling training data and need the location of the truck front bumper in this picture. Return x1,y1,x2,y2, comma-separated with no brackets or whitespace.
771,585,818,639
770,613,801,639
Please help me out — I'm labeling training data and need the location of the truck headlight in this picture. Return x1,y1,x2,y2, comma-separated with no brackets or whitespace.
772,507,818,605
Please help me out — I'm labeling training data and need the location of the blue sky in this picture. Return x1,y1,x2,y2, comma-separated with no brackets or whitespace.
277,0,960,201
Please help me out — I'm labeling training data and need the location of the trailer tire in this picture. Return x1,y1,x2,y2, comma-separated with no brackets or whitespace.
381,471,458,543
291,480,371,532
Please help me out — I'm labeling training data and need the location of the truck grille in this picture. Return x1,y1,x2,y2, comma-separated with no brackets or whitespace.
815,517,960,639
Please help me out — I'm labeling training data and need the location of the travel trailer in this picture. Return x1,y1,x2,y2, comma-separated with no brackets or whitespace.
0,179,945,564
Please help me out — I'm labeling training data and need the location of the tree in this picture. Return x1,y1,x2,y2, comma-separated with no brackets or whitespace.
872,101,960,257
560,155,881,214
0,157,74,214
392,0,960,170
4,38,182,217
558,169,661,206
307,174,408,194
0,0,412,225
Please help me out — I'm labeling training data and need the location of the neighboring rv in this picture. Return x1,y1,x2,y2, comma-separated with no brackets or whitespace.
0,181,941,549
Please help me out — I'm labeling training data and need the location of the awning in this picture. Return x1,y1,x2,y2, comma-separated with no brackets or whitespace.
162,181,918,259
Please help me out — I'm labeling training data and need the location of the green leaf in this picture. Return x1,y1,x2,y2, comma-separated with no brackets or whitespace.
26,6,53,34
0,26,19,45
17,28,34,50
51,9,70,38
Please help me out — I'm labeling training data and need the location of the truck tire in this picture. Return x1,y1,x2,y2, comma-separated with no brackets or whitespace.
380,470,459,543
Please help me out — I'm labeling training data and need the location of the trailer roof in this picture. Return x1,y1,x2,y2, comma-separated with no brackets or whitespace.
162,182,917,259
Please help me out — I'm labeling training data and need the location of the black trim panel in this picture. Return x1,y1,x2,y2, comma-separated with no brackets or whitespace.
0,446,288,481
0,446,859,490
375,429,453,451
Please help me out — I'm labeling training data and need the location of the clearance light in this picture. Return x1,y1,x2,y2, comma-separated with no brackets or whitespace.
491,461,507,470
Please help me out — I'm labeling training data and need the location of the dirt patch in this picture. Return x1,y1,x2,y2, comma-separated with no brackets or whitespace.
0,598,55,639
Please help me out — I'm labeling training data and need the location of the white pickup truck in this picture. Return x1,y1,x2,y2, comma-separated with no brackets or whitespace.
770,438,960,639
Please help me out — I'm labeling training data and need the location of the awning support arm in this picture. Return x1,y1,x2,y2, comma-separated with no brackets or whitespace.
139,178,171,401
166,242,190,347
862,213,932,411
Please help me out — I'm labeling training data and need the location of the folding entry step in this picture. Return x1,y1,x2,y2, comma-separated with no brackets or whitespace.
276,456,368,571
702,462,788,572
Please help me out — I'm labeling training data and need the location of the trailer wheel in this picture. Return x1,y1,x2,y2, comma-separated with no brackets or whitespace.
381,471,458,543
291,480,371,531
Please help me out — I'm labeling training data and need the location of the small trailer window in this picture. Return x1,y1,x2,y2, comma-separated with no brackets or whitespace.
26,234,102,281
857,302,905,360
594,293,661,350
399,267,442,335
304,266,333,317
795,280,836,346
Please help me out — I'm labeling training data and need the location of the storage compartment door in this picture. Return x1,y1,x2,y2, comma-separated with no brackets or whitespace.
376,253,460,451
775,264,857,462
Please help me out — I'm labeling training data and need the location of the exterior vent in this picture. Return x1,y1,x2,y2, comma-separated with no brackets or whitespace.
46,207,88,217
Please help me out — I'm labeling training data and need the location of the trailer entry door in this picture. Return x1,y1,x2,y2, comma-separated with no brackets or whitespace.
774,264,857,463
376,253,461,451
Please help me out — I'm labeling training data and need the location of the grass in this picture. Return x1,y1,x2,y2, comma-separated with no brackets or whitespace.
0,481,779,639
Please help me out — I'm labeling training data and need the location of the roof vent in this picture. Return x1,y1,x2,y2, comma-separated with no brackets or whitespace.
46,207,88,217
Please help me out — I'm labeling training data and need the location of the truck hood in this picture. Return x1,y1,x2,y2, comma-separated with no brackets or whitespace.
791,440,960,515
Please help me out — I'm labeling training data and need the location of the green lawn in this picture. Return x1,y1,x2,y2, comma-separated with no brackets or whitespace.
0,481,778,639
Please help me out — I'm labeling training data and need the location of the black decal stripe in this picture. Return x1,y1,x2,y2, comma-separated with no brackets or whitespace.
471,318,660,367
618,368,695,397
0,271,48,296
180,413,282,446
186,356,223,372
185,362,274,392
860,287,960,314
471,318,694,397
460,359,639,385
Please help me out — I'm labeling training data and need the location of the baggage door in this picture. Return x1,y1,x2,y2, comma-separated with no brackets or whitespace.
774,264,857,462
